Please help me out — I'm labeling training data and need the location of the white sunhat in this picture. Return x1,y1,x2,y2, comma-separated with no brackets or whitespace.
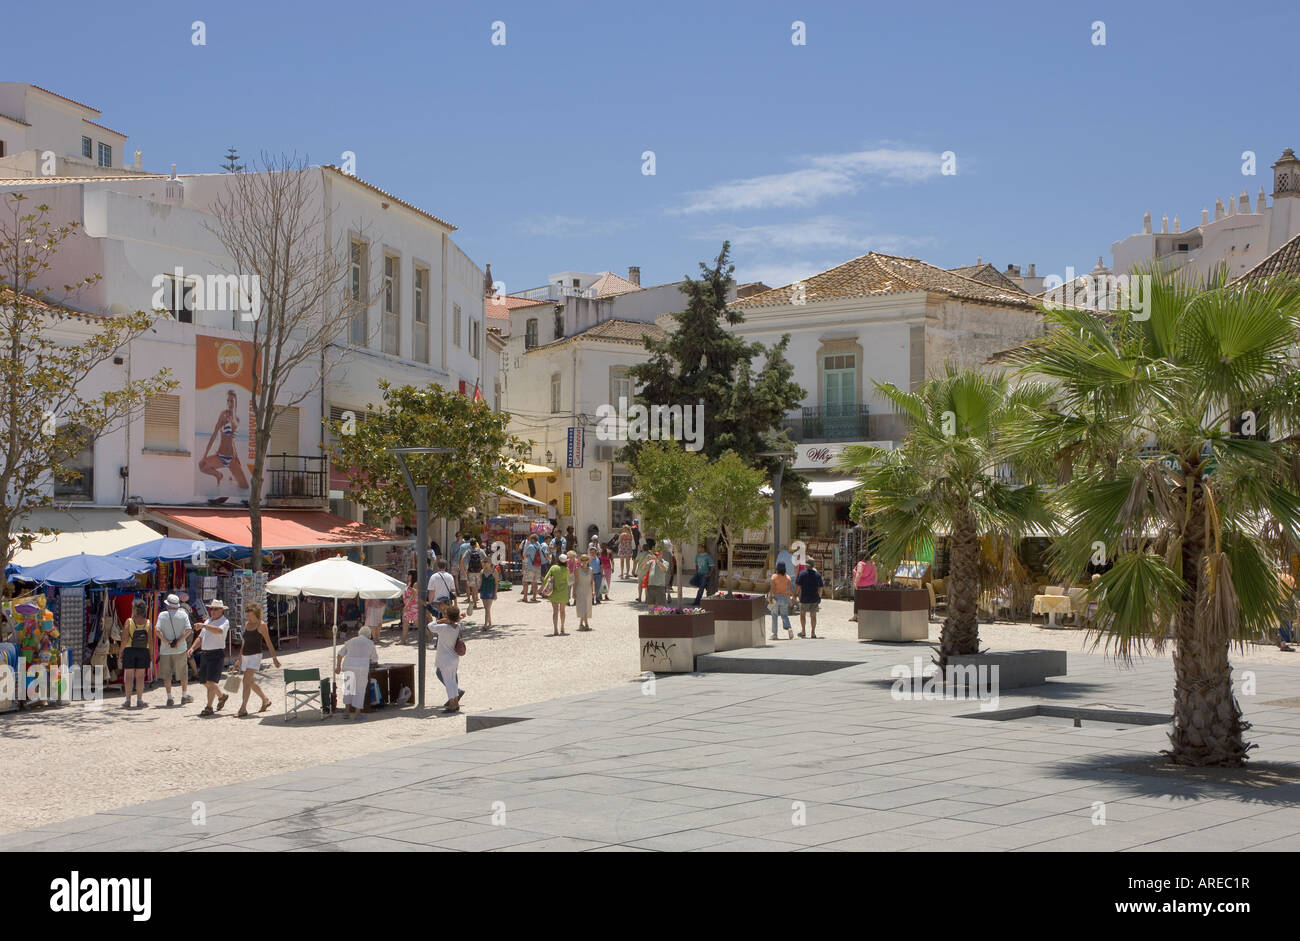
165,594,181,607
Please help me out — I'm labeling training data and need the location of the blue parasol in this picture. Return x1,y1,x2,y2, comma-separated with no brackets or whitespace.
8,552,155,587
111,537,252,563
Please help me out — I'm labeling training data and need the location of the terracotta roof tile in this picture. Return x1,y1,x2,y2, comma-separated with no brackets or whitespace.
588,271,643,297
0,175,159,185
526,318,666,352
82,118,127,138
947,263,1027,294
0,112,30,127
1235,232,1300,286
732,252,1036,310
484,294,552,321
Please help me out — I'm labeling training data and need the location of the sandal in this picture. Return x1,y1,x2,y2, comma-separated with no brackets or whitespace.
236,708,249,717
797,632,806,637
199,706,215,716
259,699,272,712
216,693,229,711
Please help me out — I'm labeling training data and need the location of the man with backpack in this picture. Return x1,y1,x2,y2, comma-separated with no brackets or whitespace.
462,538,488,613
521,534,544,603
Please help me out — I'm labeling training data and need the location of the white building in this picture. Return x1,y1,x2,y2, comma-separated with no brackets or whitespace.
2,98,493,560
1111,148,1300,280
728,251,1042,540
0,82,141,178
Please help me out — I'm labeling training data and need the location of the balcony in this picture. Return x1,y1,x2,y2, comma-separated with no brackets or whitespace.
780,405,910,443
265,454,327,506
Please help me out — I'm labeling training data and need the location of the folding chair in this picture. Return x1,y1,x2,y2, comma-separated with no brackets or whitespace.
284,668,324,721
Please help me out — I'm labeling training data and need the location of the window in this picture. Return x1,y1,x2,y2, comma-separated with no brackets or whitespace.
143,394,181,450
81,136,92,158
470,320,480,360
611,367,631,406
160,274,196,323
54,426,94,502
525,318,538,349
554,309,564,340
493,381,501,412
268,406,300,456
551,374,562,413
822,353,857,436
413,266,429,364
0,141,5,159
453,303,462,348
97,142,112,168
383,254,400,356
349,240,368,345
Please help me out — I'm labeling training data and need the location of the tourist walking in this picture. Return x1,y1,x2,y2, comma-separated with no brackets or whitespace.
154,593,193,707
189,599,231,716
463,538,487,613
644,544,670,606
590,551,604,605
796,557,825,638
631,520,641,559
521,534,543,602
427,559,458,631
635,539,652,603
400,570,419,645
599,547,613,600
691,543,715,606
236,602,279,716
542,557,570,635
576,554,595,629
768,562,795,641
432,606,466,712
617,524,635,577
480,561,498,628
364,596,385,645
566,550,580,606
454,533,473,601
335,625,378,720
849,552,877,622
121,599,153,709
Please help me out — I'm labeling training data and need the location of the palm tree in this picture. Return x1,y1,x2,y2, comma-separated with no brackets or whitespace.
842,368,1054,671
1008,266,1300,767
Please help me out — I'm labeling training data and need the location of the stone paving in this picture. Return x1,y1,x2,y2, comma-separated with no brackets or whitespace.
6,640,1300,852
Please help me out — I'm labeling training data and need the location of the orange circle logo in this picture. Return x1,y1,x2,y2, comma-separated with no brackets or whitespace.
216,342,243,378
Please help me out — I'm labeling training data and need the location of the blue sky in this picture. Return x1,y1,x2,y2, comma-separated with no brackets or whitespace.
8,0,1298,292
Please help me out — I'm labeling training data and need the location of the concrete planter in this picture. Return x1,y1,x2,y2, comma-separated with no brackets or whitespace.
856,588,929,642
948,649,1067,691
702,596,766,651
638,611,715,673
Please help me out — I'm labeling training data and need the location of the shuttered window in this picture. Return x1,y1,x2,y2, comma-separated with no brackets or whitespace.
144,394,181,450
268,407,300,457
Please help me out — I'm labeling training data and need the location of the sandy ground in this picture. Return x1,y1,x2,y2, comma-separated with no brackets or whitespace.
3,582,1297,834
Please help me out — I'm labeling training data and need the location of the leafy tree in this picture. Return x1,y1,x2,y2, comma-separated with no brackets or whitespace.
220,147,244,173
1009,266,1300,767
842,368,1053,670
689,449,770,586
328,380,528,525
628,242,805,490
629,440,708,601
0,194,175,572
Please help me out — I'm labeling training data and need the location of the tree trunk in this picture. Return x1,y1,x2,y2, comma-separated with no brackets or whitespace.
248,454,264,573
1166,478,1252,766
937,507,980,671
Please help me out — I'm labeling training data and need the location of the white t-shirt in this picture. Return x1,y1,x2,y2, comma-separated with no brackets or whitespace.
155,608,192,654
200,615,229,651
341,635,377,664
427,571,456,601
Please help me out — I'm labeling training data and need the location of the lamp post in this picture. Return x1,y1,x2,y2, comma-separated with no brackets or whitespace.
758,450,797,570
388,446,454,710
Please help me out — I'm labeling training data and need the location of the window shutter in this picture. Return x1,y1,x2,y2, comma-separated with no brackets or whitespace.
268,407,300,457
144,394,180,450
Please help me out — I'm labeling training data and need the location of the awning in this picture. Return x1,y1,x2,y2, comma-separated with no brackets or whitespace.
500,487,545,508
146,508,406,551
609,491,636,502
808,479,859,499
514,463,555,478
10,507,163,567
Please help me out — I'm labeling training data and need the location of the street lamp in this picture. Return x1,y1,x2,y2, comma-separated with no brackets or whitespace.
388,446,455,710
758,450,797,569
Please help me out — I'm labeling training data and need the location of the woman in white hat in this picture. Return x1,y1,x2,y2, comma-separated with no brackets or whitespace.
335,625,378,720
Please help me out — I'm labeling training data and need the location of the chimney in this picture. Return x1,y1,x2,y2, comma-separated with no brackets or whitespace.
1027,263,1036,277
133,149,142,171
628,266,641,286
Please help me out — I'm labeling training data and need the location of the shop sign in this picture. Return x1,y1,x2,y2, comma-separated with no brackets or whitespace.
793,440,893,470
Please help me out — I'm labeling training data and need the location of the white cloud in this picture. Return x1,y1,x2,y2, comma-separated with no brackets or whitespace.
693,215,931,255
512,215,632,238
675,148,943,214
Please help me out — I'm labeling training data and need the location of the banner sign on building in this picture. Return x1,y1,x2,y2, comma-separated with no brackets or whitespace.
793,440,893,470
567,427,584,469
194,334,256,498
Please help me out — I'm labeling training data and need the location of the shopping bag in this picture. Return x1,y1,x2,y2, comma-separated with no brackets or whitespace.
223,670,242,693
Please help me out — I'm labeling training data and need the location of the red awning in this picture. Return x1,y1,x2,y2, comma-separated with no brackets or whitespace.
147,508,405,551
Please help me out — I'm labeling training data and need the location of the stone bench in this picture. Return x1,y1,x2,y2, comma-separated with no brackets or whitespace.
947,649,1067,691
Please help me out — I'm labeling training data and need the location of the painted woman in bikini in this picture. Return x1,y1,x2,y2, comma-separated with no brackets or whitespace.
198,390,250,488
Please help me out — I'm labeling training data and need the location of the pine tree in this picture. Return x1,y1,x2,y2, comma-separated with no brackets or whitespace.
220,147,244,173
627,242,805,479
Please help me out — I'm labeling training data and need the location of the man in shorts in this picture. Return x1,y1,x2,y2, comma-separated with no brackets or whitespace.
155,593,194,707
521,533,543,603
462,538,487,613
188,599,231,716
795,557,825,638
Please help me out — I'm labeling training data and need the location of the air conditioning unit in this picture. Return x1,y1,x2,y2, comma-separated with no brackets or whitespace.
595,445,615,462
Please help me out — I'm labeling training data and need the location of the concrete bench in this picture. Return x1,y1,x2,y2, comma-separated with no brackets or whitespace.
947,649,1067,691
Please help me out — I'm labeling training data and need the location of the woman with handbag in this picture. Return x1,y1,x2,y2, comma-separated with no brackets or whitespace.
236,603,279,716
432,606,466,712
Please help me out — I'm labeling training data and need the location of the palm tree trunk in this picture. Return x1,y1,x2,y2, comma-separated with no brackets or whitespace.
937,507,980,671
1166,479,1252,766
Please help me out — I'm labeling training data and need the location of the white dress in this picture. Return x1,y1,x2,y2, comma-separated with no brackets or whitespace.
340,635,377,709
432,622,462,702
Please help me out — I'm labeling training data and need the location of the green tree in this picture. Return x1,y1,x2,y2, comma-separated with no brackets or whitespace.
628,242,805,490
327,380,527,525
842,368,1053,670
629,440,708,601
689,449,770,590
220,147,244,173
1009,266,1300,767
0,194,174,572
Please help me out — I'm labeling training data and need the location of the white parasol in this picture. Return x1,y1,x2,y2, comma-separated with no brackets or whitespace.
266,555,405,681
